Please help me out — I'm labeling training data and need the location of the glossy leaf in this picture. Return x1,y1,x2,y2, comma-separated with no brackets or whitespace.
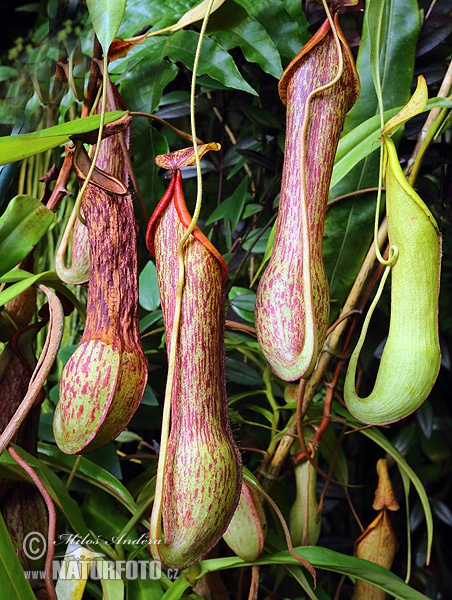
198,546,429,599
0,270,55,307
117,42,178,114
86,0,127,52
0,446,92,538
139,310,163,334
83,488,138,544
0,195,54,277
0,511,35,600
232,0,310,60
166,29,257,95
98,573,125,600
0,111,127,165
0,66,16,82
139,261,161,311
38,442,138,514
126,577,165,600
328,98,452,188
130,120,168,210
207,2,282,79
118,0,221,37
226,357,262,386
0,269,85,316
229,286,255,324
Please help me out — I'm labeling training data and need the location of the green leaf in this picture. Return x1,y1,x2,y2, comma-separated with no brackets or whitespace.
139,261,161,311
165,29,257,95
126,576,165,600
99,574,125,600
38,443,138,515
139,310,163,334
331,107,398,190
86,0,127,52
0,446,91,538
330,97,443,189
0,195,54,277
0,270,55,307
0,111,127,165
229,286,255,324
232,0,310,60
343,0,421,135
141,384,159,406
242,203,263,219
119,0,198,36
251,219,277,285
130,121,168,210
207,2,282,79
0,269,52,306
0,268,85,317
118,41,178,113
366,0,387,119
205,178,250,233
242,227,270,253
198,546,429,599
0,66,17,82
226,357,262,386
83,488,138,545
240,403,273,424
0,511,36,600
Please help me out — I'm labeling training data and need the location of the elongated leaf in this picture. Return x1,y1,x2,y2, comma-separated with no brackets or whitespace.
0,66,16,82
0,446,91,538
331,108,397,190
366,0,387,117
0,195,54,277
229,286,255,323
207,2,282,79
0,111,127,165
165,29,257,95
0,270,55,307
130,121,168,210
205,178,250,232
139,261,161,311
226,357,262,386
0,511,36,600
332,97,452,191
0,268,86,317
343,0,421,134
38,443,138,514
126,576,165,599
118,41,178,113
99,571,125,600
198,545,429,599
232,0,310,60
87,0,127,52
119,0,221,37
